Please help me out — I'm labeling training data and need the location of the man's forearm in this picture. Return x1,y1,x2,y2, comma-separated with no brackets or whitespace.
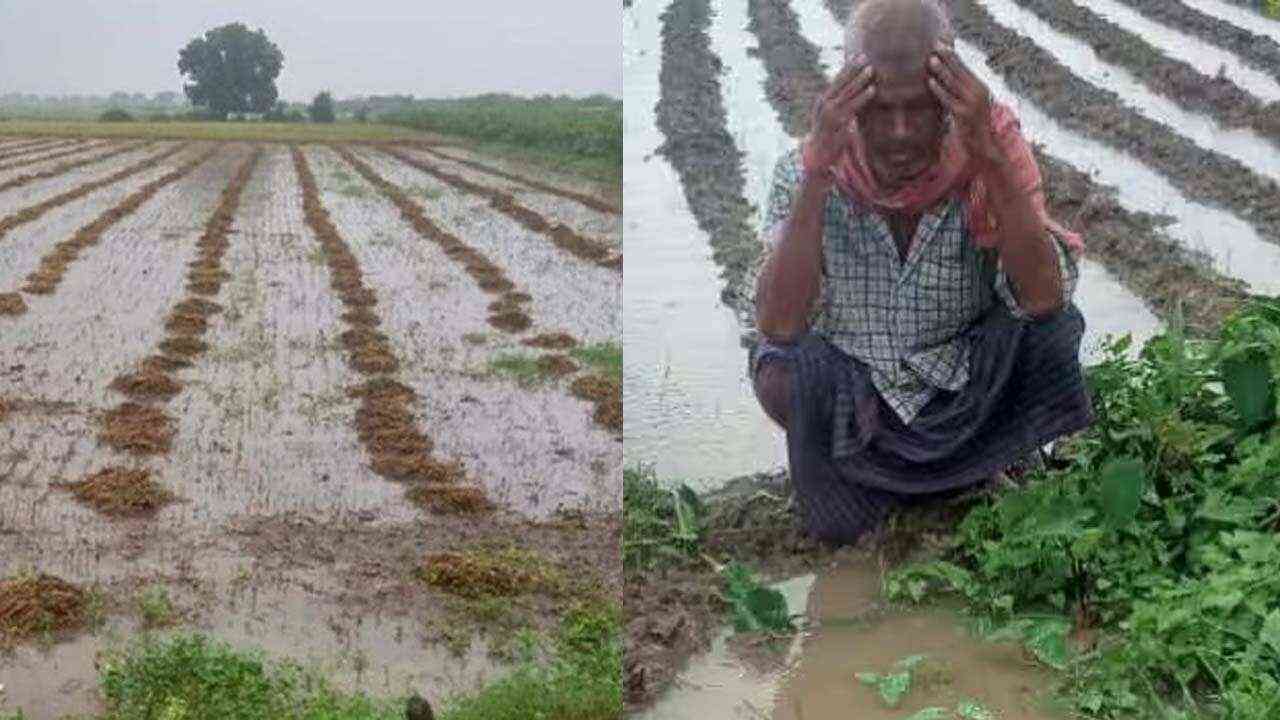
983,159,1063,317
756,173,832,342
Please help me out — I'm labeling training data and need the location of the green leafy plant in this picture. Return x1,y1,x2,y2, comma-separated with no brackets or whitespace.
856,654,927,708
882,300,1280,717
623,466,705,570
720,562,793,634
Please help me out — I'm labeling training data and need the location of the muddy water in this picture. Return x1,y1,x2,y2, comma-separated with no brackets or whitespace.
1086,0,1280,103
1183,0,1280,44
623,2,787,486
979,0,1280,183
773,560,1057,720
636,575,816,720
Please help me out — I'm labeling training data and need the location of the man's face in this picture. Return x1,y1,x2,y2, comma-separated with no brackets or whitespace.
857,66,946,189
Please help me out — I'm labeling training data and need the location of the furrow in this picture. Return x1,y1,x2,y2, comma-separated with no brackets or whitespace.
292,146,493,516
409,144,621,215
988,0,1280,148
0,140,110,174
943,0,1280,244
1110,0,1280,85
0,147,221,317
333,145,621,433
0,138,80,163
654,0,760,310
93,148,257,464
379,146,622,272
331,145,534,334
0,143,191,244
0,142,150,195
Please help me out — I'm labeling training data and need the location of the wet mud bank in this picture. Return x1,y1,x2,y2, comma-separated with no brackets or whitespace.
656,0,760,311
625,472,827,710
1111,0,1280,85
1001,0,1280,147
945,0,1280,243
747,0,830,137
0,142,148,195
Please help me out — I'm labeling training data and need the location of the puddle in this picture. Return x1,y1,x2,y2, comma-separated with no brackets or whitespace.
773,559,1058,720
637,558,1057,720
1181,0,1280,44
635,574,816,720
623,1,787,486
0,579,498,720
1085,0,1280,103
979,0,1280,183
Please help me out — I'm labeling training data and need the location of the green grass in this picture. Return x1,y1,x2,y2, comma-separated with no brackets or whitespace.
382,96,620,186
0,120,421,143
488,353,552,384
38,601,621,720
569,343,622,382
136,586,176,629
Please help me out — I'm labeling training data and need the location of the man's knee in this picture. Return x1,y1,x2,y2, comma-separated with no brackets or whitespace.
754,360,793,429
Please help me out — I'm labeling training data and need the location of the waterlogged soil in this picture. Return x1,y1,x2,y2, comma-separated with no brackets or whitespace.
656,0,761,312
1111,0,1280,85
0,143,621,718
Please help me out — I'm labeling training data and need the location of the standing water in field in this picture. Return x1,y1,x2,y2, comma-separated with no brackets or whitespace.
623,2,787,487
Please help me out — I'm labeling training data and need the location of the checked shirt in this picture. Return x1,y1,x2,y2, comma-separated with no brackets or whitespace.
749,148,1079,426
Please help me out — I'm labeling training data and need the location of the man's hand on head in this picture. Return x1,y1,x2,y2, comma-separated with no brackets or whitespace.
805,55,877,175
926,41,1002,167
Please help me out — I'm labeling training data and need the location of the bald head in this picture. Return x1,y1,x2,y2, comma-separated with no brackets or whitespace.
844,0,951,76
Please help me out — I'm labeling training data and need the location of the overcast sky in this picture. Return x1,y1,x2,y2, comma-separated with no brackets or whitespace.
0,0,621,100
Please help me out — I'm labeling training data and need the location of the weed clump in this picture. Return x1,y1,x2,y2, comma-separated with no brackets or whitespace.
100,403,175,455
61,467,175,516
0,572,88,642
340,308,381,327
522,332,578,350
570,375,619,404
158,336,209,358
110,370,182,400
407,483,493,514
488,310,532,333
0,292,26,316
537,354,579,378
173,298,223,317
140,355,193,373
422,548,562,599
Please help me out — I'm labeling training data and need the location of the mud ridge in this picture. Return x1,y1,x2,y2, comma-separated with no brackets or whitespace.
293,146,492,512
0,143,191,244
0,142,148,194
89,147,259,469
1110,0,1280,86
996,0,1280,148
330,145,535,334
0,137,58,154
946,0,1280,242
656,0,761,312
420,146,621,215
0,138,76,163
748,0,832,137
0,140,107,174
379,146,623,272
8,148,220,306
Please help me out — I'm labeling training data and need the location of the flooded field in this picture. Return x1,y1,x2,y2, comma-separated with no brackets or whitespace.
625,0,1280,714
0,138,621,717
